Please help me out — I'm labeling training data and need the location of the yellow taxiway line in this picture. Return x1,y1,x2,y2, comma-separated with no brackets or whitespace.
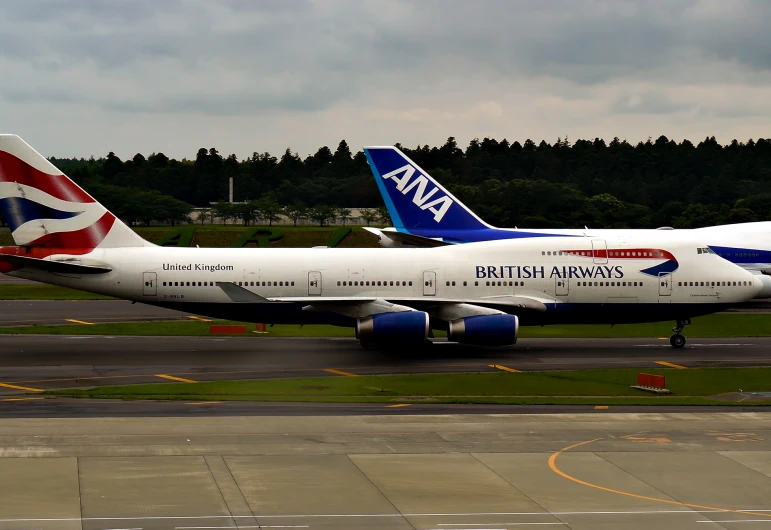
155,374,197,383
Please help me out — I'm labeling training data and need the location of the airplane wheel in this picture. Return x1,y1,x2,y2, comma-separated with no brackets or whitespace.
670,334,686,349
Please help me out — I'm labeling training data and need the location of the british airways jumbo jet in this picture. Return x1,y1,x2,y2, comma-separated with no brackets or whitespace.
364,146,771,282
0,135,766,349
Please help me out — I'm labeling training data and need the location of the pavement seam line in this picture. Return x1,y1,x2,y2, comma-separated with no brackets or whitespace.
548,438,771,519
346,455,418,530
0,382,43,392
470,453,562,526
323,368,358,377
222,456,261,526
203,455,255,528
655,361,688,369
156,374,197,383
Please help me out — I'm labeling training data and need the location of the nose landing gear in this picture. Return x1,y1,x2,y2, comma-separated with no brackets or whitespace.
670,318,690,348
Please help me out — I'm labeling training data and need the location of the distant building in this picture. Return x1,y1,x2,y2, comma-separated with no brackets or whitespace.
190,207,377,226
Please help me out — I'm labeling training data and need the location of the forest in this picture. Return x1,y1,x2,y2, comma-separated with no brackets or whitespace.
3,135,771,229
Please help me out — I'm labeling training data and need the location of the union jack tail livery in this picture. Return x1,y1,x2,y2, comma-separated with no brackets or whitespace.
0,135,148,250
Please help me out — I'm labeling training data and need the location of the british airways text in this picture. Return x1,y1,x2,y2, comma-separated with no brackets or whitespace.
476,265,624,279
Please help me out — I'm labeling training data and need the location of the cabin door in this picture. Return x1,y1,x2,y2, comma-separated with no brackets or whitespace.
658,273,673,297
423,271,436,296
555,277,569,297
591,239,608,264
143,272,157,296
308,271,322,295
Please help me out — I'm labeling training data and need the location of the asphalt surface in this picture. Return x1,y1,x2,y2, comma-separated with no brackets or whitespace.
0,300,193,326
0,335,769,419
0,299,769,328
1,335,770,391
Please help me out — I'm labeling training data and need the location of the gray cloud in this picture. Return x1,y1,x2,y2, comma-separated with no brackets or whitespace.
1,0,770,158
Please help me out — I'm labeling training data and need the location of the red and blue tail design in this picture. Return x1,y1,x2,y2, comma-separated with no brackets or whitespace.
0,135,147,252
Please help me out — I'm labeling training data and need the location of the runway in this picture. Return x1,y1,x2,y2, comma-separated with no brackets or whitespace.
0,300,193,326
1,412,771,529
0,299,769,328
0,335,770,398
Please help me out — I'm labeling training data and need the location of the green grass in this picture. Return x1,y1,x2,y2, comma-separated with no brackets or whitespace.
47,367,771,405
0,313,767,338
270,230,335,247
0,285,114,300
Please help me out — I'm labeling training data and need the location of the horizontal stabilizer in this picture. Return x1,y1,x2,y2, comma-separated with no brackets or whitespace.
363,227,452,248
216,282,275,303
0,254,111,274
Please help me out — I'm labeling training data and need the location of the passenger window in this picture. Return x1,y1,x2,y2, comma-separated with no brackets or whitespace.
486,281,490,286
475,281,478,286
390,281,394,286
291,281,294,286
409,281,413,286
446,281,450,286
337,281,341,286
268,282,272,286
162,282,166,286
452,281,456,286
463,281,467,286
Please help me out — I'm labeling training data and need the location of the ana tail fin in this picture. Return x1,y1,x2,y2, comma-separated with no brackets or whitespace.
363,146,487,231
0,135,149,249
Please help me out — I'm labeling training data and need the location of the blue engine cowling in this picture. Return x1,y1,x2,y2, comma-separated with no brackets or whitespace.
356,311,429,344
448,314,519,346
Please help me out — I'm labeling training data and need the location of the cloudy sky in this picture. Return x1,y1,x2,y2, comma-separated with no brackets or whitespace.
2,0,770,159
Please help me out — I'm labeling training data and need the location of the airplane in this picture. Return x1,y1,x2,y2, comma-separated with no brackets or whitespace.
0,135,765,350
363,146,771,285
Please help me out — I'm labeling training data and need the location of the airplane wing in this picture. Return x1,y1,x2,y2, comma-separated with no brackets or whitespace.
0,254,112,274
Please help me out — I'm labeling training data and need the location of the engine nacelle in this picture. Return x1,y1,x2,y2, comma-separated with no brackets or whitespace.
751,272,771,299
448,314,519,346
356,311,430,344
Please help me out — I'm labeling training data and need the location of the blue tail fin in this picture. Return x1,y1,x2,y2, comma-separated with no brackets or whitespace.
364,146,487,231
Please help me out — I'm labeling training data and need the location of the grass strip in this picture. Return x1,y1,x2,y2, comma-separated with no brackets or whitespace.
47,367,771,405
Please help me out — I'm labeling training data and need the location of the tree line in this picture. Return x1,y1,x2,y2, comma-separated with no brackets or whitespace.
1,135,770,229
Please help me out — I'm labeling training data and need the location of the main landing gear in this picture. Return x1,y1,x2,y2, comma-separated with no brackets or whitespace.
670,319,691,348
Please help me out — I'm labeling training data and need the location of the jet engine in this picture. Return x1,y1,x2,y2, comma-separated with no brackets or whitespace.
448,314,519,346
356,311,430,345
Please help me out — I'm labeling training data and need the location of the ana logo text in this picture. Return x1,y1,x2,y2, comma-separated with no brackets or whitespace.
381,164,453,223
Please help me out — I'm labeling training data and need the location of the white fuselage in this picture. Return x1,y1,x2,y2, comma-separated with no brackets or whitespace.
8,236,762,327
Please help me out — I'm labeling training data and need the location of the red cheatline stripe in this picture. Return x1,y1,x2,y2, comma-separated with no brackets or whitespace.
562,248,675,261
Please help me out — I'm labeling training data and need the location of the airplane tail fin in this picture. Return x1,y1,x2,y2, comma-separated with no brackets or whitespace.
0,135,149,250
363,146,487,231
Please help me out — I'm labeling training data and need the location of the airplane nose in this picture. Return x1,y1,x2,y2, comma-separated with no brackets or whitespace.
752,273,771,299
